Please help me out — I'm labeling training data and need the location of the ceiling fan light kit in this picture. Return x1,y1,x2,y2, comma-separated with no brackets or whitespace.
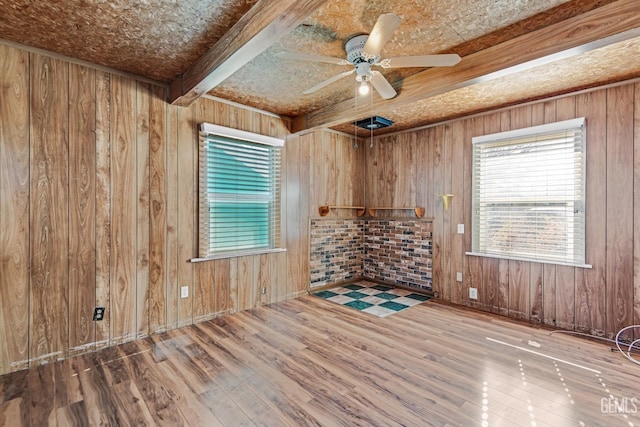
358,79,370,95
277,13,461,101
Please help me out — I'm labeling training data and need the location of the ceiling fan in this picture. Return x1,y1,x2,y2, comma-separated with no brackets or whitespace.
277,13,461,99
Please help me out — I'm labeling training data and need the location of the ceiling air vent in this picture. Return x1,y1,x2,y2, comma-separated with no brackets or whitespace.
355,116,393,130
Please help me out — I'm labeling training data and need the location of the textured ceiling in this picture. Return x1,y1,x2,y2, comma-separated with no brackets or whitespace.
0,0,637,135
208,0,577,116
0,0,259,81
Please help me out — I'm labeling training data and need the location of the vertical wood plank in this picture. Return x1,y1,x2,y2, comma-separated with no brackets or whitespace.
214,100,229,128
495,112,512,316
497,259,510,316
531,103,545,126
176,105,195,327
482,112,501,314
425,129,435,219
258,254,270,307
285,135,300,299
229,258,239,313
29,53,69,363
606,84,634,338
68,63,96,354
442,124,452,301
309,132,323,211
270,252,286,304
556,96,576,121
348,134,361,206
555,266,575,330
635,83,640,332
543,264,557,327
193,97,216,321
324,131,336,209
336,134,360,207
575,89,607,335
541,100,558,328
136,82,150,338
407,133,418,208
276,131,288,303
149,85,167,334
194,262,216,322
431,126,444,297
365,135,380,211
214,258,231,315
334,133,346,206
450,121,464,304
94,71,111,346
298,133,311,294
511,105,532,129
165,105,179,330
554,97,577,330
237,256,253,312
529,102,545,321
529,263,543,323
110,74,137,343
0,45,30,372
392,134,413,208
416,129,430,218
348,133,364,207
464,118,483,308
508,260,530,320
380,136,395,210
543,100,557,124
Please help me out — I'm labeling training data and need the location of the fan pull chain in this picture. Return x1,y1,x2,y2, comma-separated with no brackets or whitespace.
353,81,359,148
370,88,374,148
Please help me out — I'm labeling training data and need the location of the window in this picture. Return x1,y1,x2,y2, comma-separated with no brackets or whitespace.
198,123,284,259
469,117,589,267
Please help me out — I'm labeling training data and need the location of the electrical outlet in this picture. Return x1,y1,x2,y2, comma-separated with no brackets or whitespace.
93,307,105,321
181,286,189,299
261,287,267,295
457,224,464,234
456,272,463,282
469,287,478,300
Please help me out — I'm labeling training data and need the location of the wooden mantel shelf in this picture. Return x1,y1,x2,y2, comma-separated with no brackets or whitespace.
368,207,425,218
318,205,366,217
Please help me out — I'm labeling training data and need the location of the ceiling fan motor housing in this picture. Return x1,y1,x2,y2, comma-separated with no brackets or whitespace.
345,34,378,64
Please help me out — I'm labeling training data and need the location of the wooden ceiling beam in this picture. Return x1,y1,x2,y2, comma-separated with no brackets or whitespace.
292,0,640,133
169,0,330,107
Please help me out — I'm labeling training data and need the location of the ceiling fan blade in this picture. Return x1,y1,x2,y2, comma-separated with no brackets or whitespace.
362,13,401,59
276,51,350,66
370,71,397,99
303,69,355,95
381,54,462,68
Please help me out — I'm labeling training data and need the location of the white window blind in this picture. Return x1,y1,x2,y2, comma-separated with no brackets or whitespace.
470,117,588,267
198,123,284,259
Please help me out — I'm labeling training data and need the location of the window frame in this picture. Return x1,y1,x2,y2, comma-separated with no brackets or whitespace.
192,123,286,262
466,117,591,268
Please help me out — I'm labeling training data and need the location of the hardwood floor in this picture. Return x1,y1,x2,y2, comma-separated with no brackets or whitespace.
1,295,639,426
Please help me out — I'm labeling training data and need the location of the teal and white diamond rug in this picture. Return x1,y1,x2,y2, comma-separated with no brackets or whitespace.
312,280,432,318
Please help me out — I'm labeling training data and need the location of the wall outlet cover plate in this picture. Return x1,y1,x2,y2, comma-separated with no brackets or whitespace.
93,307,105,321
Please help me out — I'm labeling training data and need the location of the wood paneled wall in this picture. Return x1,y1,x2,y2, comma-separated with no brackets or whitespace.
5,39,637,376
366,82,640,338
0,43,363,375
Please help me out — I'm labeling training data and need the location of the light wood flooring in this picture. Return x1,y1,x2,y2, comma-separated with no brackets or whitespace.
1,295,639,426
